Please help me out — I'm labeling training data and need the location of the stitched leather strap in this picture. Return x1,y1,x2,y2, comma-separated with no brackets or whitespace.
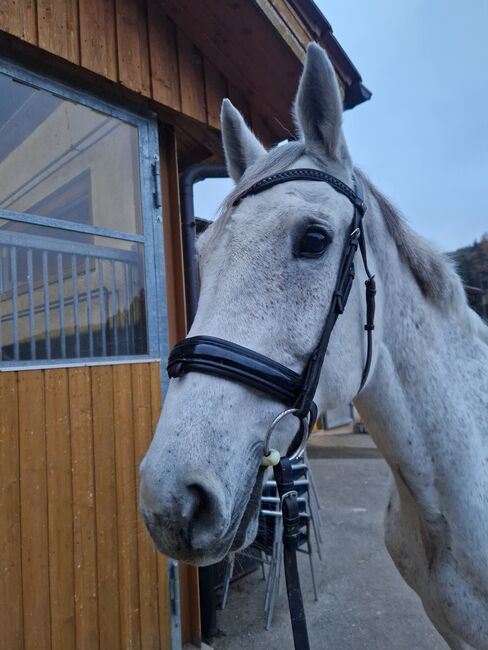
233,168,367,214
274,457,310,650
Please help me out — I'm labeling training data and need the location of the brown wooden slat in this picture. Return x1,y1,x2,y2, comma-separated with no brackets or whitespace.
148,364,171,650
149,362,162,425
250,106,278,148
113,364,141,649
178,563,201,646
0,0,37,44
79,0,117,80
115,0,151,94
45,369,76,650
270,0,311,47
147,1,180,111
229,83,251,127
160,125,187,346
132,364,160,649
176,29,207,124
37,0,79,63
0,373,23,650
68,367,99,650
18,371,51,650
164,0,297,139
204,57,227,130
91,365,121,650
254,0,307,61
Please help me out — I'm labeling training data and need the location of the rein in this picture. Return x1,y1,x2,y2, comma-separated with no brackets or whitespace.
167,168,376,650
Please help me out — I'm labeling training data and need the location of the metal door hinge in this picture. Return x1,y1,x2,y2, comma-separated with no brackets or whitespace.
152,155,162,214
168,559,182,650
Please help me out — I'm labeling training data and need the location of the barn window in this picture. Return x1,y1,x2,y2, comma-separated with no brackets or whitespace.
0,63,166,366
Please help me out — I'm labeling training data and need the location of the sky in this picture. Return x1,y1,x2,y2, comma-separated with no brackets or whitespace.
195,0,488,252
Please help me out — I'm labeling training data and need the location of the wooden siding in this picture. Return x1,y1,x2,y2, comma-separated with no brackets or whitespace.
0,0,285,144
0,362,170,650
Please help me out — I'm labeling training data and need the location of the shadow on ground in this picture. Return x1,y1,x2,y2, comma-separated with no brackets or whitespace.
212,440,448,650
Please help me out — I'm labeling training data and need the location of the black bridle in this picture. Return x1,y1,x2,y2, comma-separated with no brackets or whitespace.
167,168,376,650
168,168,375,430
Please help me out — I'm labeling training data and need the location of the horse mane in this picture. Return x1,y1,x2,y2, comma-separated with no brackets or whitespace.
355,169,469,312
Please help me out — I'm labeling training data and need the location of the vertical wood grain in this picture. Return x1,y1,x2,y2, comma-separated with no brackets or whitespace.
229,83,251,126
204,58,227,130
147,1,180,111
69,367,99,650
79,0,118,80
149,363,171,650
45,369,76,650
115,0,151,94
91,365,121,650
0,373,23,650
37,0,79,63
160,126,187,347
250,108,277,148
132,364,160,649
18,371,51,650
113,364,141,649
176,29,206,123
0,0,37,43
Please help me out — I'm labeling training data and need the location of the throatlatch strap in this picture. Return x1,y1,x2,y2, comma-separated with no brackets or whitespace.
274,458,310,650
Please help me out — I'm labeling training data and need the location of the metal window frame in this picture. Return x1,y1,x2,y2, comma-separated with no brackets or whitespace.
0,57,168,372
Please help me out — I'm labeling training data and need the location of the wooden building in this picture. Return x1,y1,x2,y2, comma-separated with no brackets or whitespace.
0,1,369,648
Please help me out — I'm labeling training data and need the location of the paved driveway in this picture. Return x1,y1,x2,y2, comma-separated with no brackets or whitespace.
212,438,448,650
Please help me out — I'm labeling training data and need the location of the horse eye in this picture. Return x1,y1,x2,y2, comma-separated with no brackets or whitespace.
295,226,331,258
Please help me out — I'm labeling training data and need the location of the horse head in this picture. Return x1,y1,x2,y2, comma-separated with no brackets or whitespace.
139,44,370,564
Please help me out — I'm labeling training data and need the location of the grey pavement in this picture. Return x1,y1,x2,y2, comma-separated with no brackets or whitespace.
212,440,448,650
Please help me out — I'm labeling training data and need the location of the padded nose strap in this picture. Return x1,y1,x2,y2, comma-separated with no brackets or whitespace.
167,336,303,406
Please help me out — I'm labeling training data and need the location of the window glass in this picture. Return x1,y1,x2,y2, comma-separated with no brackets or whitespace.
0,68,156,365
0,224,147,361
0,74,142,234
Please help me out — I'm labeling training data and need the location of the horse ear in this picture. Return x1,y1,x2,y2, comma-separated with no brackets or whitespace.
221,98,266,182
294,43,349,162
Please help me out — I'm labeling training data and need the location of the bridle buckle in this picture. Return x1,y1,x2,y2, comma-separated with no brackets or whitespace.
280,489,298,508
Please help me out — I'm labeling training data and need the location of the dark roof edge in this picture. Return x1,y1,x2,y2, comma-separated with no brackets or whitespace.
287,0,372,110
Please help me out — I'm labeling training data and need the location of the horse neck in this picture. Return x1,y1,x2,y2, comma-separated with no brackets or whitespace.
353,199,488,500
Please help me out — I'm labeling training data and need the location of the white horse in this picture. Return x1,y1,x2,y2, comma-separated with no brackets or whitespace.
140,44,488,649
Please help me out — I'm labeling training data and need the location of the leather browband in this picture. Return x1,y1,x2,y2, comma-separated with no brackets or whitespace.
233,168,367,214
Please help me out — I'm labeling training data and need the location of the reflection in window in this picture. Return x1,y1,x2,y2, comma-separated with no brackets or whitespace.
0,227,146,361
0,73,142,234
0,70,150,363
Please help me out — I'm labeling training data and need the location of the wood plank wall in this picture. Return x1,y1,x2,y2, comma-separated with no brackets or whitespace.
0,0,280,146
0,362,170,650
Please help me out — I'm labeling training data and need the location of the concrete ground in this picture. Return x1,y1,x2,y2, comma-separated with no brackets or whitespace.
211,432,448,650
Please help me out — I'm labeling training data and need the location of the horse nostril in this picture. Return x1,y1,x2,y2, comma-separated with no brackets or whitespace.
181,480,226,550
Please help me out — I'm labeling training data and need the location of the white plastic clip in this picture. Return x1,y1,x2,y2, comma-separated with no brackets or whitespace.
260,448,280,467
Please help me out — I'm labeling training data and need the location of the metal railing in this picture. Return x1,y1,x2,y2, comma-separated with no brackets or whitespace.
0,230,144,362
